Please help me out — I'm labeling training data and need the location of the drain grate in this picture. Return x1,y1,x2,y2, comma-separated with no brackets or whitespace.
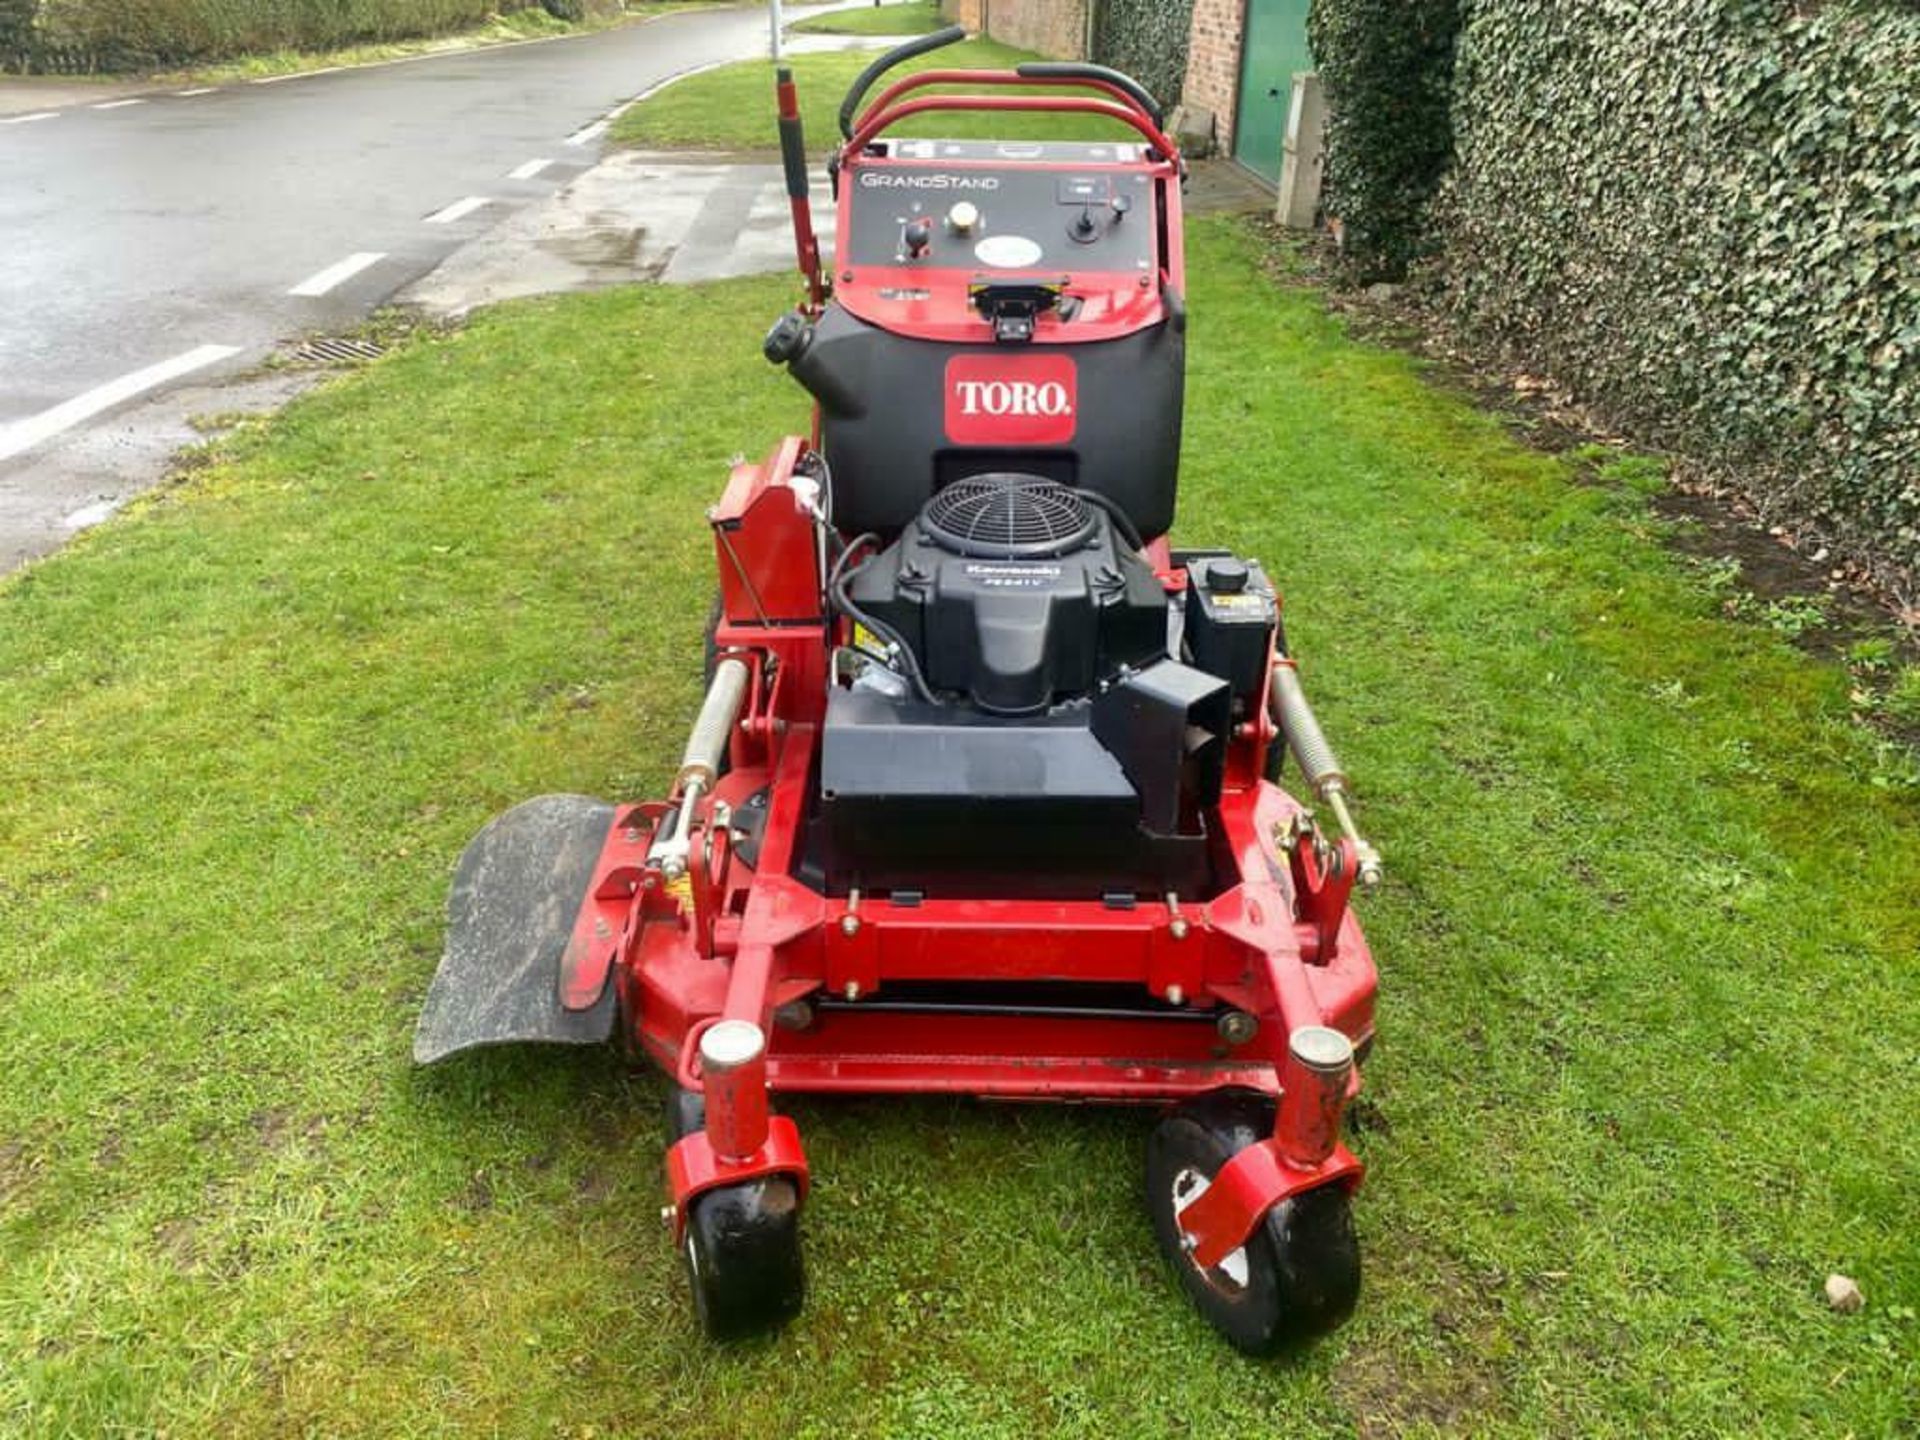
291,336,386,366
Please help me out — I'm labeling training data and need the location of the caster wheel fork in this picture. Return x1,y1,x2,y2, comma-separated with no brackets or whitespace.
1146,1088,1360,1356
667,1085,807,1341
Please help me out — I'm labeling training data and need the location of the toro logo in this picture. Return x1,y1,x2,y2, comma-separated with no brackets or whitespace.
944,354,1078,446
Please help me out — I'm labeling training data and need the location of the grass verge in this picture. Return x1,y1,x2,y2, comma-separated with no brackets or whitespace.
611,35,1133,152
148,1,717,87
790,1,943,36
0,219,1914,1436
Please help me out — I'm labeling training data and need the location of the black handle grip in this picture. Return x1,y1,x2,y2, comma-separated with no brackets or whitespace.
838,24,968,140
776,67,809,201
1014,61,1164,129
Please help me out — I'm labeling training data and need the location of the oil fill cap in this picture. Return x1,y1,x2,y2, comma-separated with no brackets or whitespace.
948,201,980,234
1206,558,1250,593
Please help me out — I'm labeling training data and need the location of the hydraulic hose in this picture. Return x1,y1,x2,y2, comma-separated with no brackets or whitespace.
828,534,941,706
1070,488,1144,555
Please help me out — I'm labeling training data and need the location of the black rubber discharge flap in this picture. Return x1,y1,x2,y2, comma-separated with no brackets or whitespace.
414,794,618,1065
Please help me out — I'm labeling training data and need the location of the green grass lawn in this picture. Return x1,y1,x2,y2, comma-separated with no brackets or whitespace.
790,1,943,36
611,36,1135,152
2,219,1916,1436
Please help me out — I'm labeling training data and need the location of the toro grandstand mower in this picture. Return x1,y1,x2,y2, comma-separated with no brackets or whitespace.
415,28,1385,1355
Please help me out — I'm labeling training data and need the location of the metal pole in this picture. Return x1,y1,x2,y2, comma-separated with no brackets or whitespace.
770,0,784,61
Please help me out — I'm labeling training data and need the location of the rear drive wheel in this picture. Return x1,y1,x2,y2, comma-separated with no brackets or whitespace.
1146,1089,1360,1355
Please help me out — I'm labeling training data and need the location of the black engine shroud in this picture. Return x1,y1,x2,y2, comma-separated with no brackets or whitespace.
847,474,1165,715
811,478,1276,899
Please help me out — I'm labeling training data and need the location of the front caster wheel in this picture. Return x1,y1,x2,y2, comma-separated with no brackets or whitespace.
668,1086,806,1340
1146,1088,1360,1356
682,1175,805,1340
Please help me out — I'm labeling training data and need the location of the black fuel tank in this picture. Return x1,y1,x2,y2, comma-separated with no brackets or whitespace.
785,305,1183,540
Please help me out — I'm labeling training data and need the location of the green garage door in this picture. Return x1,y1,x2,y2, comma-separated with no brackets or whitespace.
1233,0,1314,184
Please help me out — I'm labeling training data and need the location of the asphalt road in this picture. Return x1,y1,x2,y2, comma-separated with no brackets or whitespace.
0,4,795,566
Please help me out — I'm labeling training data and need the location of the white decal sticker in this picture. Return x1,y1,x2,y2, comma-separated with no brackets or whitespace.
974,234,1044,269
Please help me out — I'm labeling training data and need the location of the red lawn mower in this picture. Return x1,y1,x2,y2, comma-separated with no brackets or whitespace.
415,28,1384,1356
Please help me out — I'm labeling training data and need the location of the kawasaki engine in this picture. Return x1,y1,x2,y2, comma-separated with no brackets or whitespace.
812,474,1278,899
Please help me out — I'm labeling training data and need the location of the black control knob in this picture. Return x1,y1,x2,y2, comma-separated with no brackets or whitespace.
762,310,809,365
1206,558,1250,594
904,218,933,258
1069,207,1099,244
1111,193,1133,222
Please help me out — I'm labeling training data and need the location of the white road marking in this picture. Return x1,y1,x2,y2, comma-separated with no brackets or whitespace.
424,195,490,224
177,87,217,97
4,111,58,125
565,120,609,147
288,251,387,298
252,66,346,84
0,345,242,465
508,158,554,181
92,98,146,110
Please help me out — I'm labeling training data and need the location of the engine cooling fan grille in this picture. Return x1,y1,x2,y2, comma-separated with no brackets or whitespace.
920,474,1097,559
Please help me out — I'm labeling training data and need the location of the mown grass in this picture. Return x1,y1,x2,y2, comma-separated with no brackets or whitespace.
790,1,942,36
1,220,1916,1437
611,35,1134,152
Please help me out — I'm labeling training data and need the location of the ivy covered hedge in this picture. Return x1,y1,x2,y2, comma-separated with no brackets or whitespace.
1439,0,1919,583
1092,0,1194,116
1306,0,1460,282
1312,0,1920,586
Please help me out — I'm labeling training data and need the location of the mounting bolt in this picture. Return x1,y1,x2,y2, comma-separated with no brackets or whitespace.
844,980,861,1001
773,999,815,1032
1166,984,1185,1007
1217,1010,1259,1046
840,913,861,937
1170,917,1190,941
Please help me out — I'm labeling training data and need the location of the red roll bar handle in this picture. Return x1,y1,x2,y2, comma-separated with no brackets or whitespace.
1014,61,1165,129
843,92,1182,169
838,24,970,139
833,30,1178,164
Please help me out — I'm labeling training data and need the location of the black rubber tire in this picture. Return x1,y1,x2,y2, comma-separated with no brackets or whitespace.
1146,1088,1361,1355
668,1085,807,1340
702,592,723,687
682,1177,805,1341
665,1083,706,1142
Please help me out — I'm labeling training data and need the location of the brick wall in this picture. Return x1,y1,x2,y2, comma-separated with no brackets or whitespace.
940,0,985,30
1182,0,1244,150
940,0,1089,59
